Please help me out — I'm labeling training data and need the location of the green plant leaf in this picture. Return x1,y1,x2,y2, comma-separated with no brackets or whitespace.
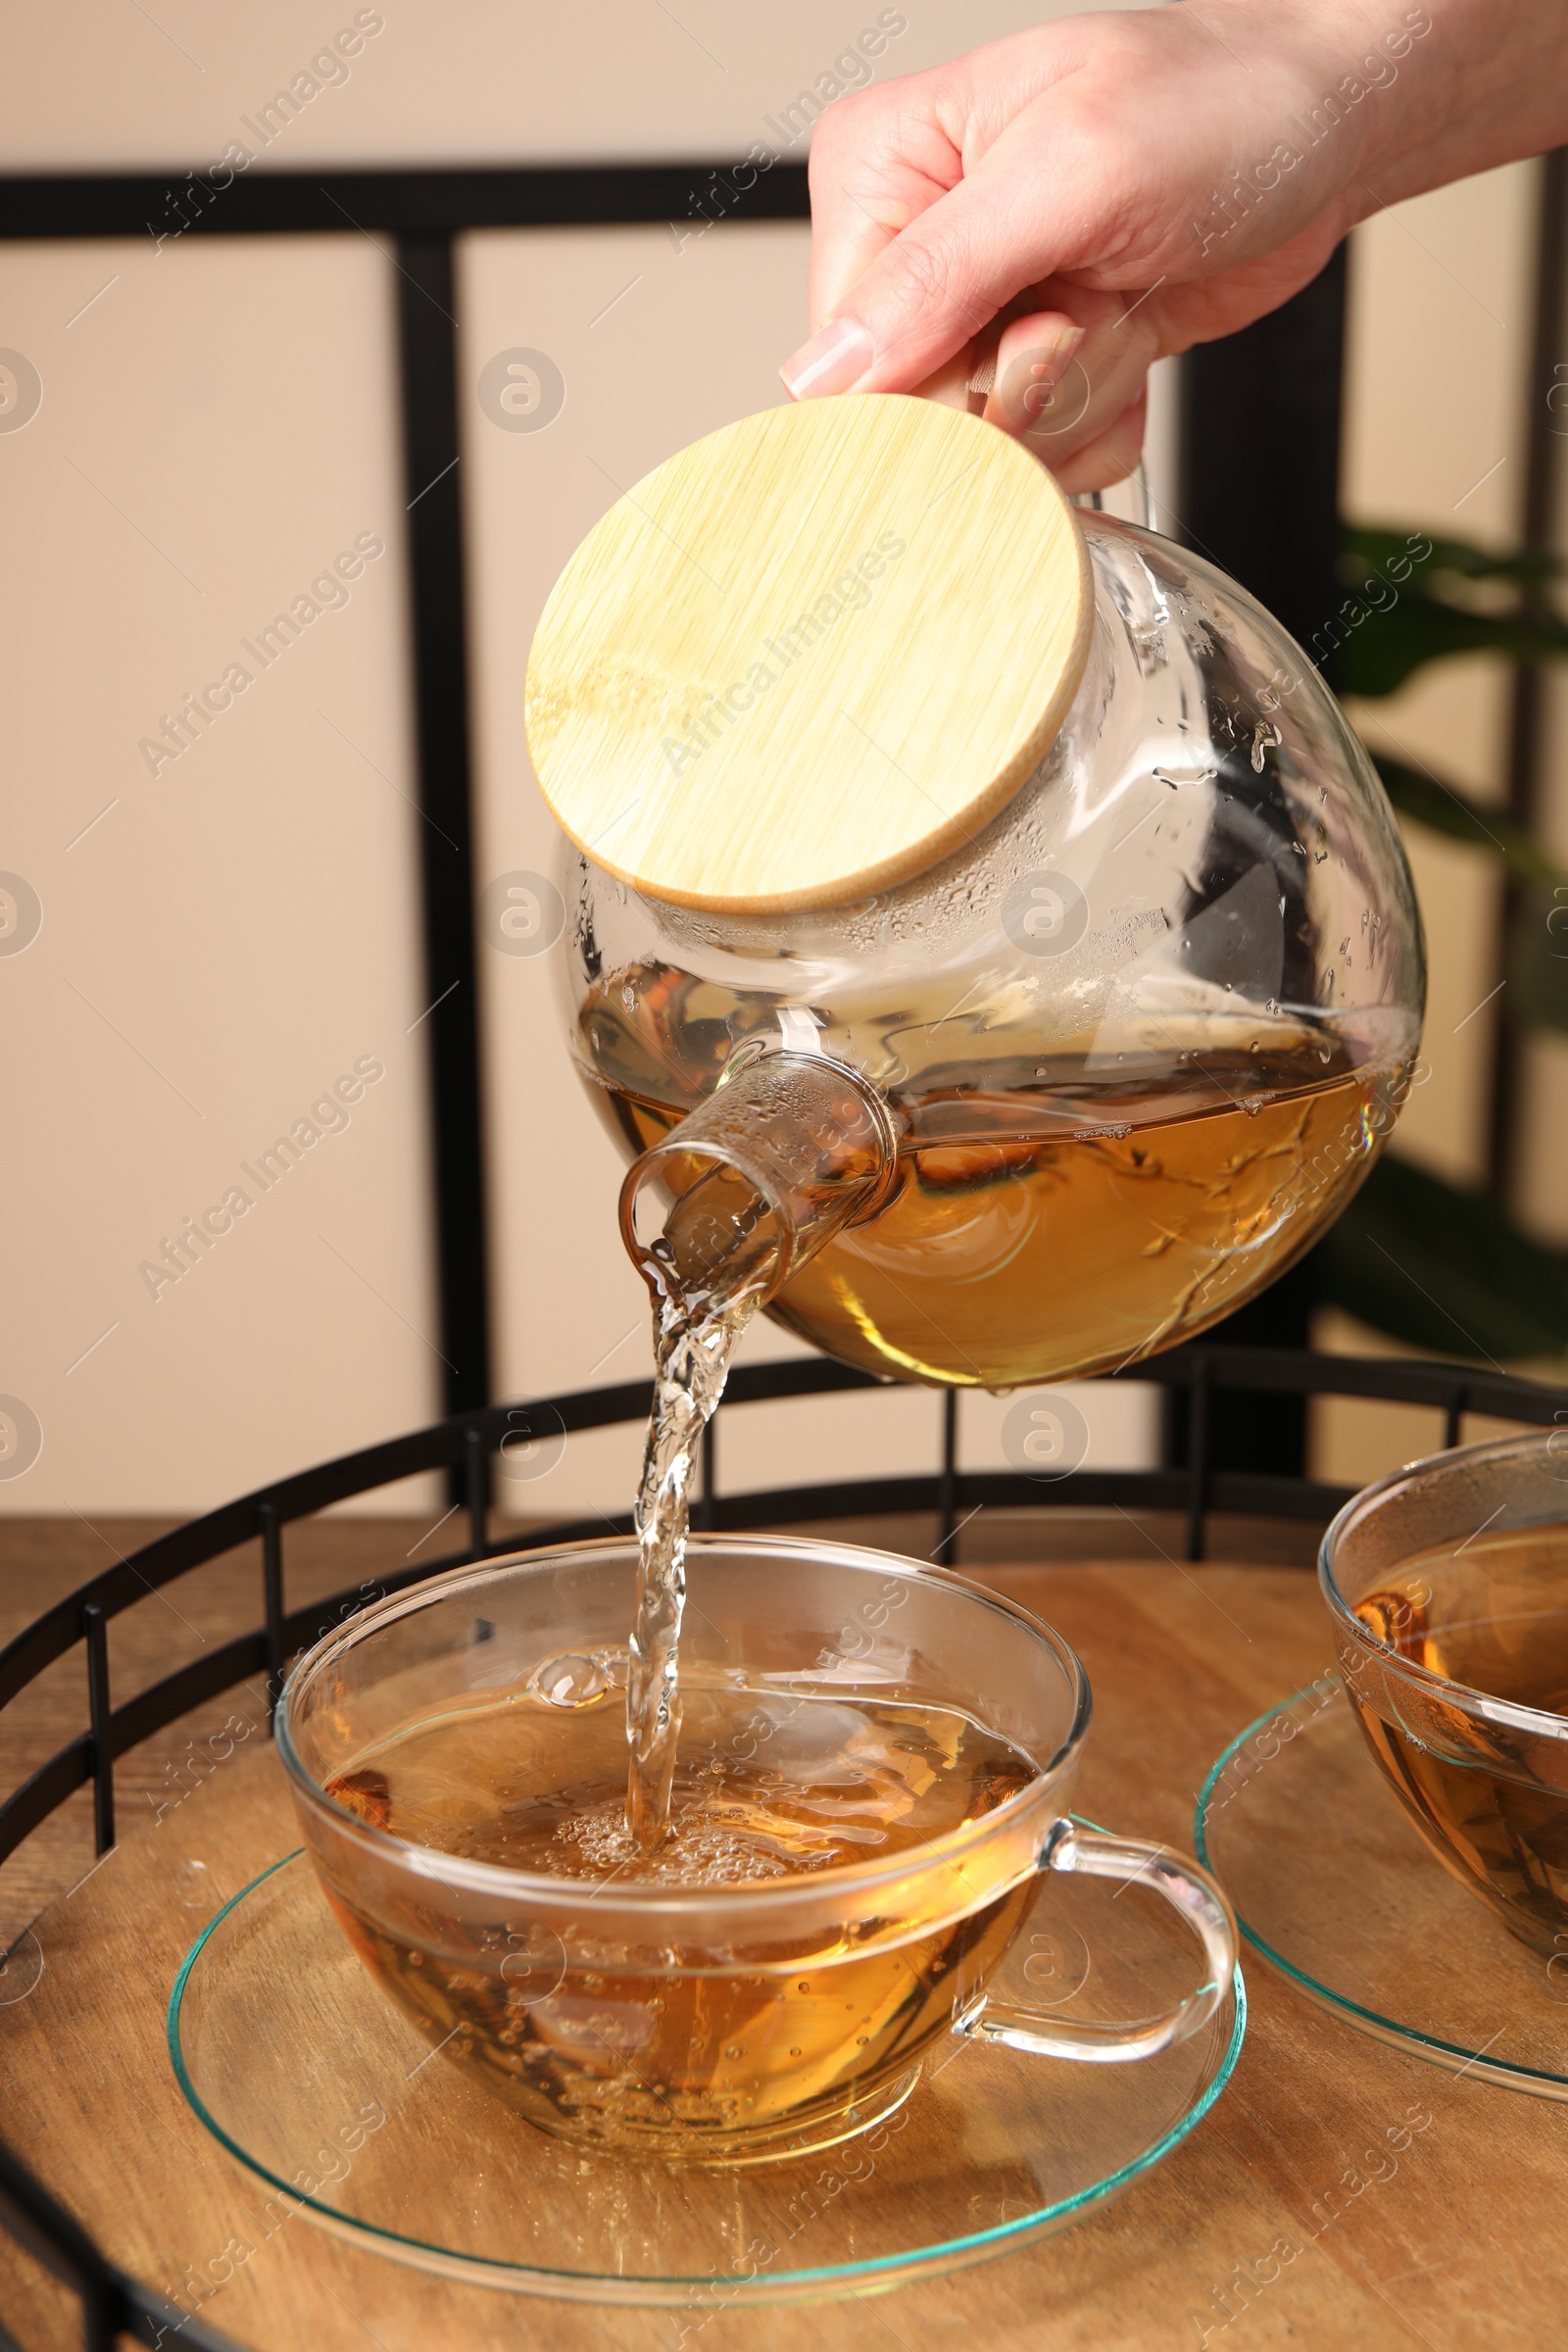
1365,758,1568,1033
1345,526,1562,590
1371,754,1565,886
1317,1154,1568,1361
1340,605,1568,697
1336,524,1568,697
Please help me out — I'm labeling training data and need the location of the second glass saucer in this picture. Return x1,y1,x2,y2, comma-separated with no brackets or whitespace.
169,1843,1242,2308
1197,1679,1568,2099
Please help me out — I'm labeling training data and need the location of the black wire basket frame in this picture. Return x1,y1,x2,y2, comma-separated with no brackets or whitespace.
4,1343,1568,2350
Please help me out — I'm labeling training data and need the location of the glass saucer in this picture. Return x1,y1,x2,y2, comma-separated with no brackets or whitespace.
1197,1680,1568,2100
168,1842,1243,2308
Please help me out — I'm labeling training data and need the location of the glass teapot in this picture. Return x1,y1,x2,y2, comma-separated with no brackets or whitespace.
526,395,1424,1390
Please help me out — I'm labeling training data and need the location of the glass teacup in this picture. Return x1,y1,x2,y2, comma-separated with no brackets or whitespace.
1322,1430,1568,1957
278,1534,1235,2166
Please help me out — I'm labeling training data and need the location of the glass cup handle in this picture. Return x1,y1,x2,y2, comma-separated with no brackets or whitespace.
953,1818,1238,2064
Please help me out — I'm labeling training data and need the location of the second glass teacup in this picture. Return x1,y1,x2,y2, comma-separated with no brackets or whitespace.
279,1534,1235,2167
1323,1430,1568,1957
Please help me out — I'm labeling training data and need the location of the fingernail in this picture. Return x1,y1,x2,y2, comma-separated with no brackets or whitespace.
988,323,1086,433
779,318,874,400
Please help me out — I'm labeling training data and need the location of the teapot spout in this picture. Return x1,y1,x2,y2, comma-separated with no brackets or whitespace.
619,1050,900,1320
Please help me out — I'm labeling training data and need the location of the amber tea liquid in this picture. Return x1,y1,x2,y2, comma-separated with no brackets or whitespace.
1350,1525,1568,1953
327,1681,1038,2159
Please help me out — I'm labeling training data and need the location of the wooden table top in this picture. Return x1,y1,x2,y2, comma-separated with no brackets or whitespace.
1,1514,1563,2351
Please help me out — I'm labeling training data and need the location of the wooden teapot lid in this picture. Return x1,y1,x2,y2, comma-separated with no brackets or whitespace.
525,394,1093,913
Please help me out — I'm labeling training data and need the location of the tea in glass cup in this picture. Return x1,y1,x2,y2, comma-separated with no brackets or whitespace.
279,1536,1235,2166
1322,1431,1568,1957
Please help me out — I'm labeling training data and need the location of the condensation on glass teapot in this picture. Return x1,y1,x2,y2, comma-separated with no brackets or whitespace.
526,395,1425,1392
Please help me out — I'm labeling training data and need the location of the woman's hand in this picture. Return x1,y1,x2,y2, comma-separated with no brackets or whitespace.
779,1,1568,489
